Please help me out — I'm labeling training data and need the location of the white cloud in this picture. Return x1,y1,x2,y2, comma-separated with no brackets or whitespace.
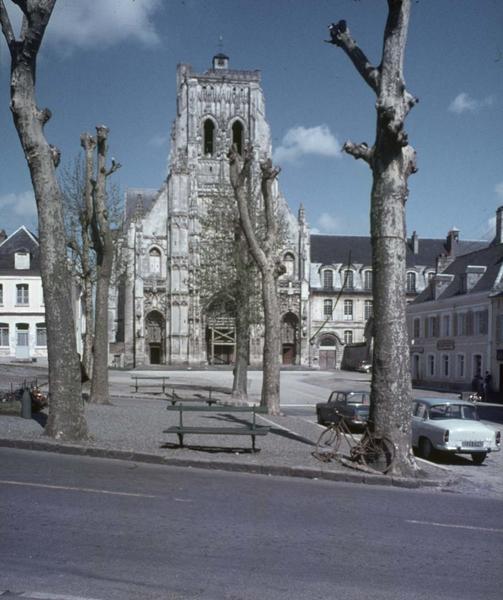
316,212,341,233
448,92,495,114
45,0,161,50
0,191,37,233
1,190,37,218
273,125,341,164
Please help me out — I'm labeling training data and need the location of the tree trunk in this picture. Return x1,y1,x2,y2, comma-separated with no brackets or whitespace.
370,155,415,474
80,231,94,381
231,229,251,402
89,126,118,404
228,146,283,415
232,295,250,402
261,269,281,413
328,0,418,475
1,0,87,441
90,240,113,403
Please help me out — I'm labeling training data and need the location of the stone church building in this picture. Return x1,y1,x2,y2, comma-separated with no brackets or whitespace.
112,54,481,372
117,55,310,368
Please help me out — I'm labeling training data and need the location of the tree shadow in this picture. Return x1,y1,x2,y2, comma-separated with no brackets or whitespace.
31,411,47,428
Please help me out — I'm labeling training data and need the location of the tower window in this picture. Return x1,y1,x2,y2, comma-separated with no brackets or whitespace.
203,119,215,155
232,121,244,155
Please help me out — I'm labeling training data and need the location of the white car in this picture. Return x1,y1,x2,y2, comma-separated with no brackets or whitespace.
411,397,501,465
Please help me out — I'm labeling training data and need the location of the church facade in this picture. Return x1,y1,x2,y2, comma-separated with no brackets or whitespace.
118,55,309,368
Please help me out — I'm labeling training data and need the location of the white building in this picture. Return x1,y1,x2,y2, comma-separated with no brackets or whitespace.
407,207,503,397
0,226,47,361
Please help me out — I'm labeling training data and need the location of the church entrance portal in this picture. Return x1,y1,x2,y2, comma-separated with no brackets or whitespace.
281,312,299,365
145,311,165,365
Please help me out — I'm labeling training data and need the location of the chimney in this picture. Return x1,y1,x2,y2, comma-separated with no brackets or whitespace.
445,228,459,257
0,229,7,244
492,206,503,245
411,230,419,255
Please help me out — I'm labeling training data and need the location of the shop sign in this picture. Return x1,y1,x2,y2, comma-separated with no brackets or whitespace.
437,339,455,350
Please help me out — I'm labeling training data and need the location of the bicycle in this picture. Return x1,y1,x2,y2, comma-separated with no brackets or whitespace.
314,411,396,474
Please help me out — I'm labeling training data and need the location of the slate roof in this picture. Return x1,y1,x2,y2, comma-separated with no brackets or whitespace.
0,226,40,276
310,234,485,268
413,242,503,303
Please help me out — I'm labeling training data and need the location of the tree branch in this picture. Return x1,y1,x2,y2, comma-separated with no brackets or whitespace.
0,0,16,50
327,20,380,94
228,144,268,271
260,158,281,253
342,141,373,164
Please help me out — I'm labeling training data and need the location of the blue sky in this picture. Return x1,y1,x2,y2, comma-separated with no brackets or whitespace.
1,0,502,243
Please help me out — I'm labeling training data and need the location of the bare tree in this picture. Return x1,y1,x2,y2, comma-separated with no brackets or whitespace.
327,0,418,475
62,157,95,381
229,146,285,415
198,189,259,402
81,127,121,404
0,0,87,440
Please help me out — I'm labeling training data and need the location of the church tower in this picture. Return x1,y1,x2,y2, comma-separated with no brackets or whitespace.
165,55,273,364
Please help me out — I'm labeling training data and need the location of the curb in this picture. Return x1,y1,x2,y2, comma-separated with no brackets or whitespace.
0,437,454,490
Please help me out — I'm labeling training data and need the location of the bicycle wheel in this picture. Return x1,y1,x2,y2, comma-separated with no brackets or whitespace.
314,426,342,461
360,435,395,474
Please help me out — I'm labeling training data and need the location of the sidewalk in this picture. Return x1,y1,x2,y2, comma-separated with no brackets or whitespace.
0,391,454,490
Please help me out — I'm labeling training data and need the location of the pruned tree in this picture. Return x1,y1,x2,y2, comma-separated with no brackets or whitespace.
62,157,95,381
327,0,418,475
81,126,121,405
229,145,285,415
0,0,88,440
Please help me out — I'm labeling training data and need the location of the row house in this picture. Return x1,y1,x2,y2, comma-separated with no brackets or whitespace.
407,207,503,397
309,229,483,369
0,227,47,361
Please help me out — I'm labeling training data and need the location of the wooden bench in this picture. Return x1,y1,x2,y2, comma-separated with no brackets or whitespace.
130,375,170,393
165,387,219,406
164,404,270,452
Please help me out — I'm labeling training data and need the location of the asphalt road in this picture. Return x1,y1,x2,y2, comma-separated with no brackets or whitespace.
1,449,502,600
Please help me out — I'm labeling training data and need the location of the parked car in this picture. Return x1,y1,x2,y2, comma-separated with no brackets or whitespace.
316,391,370,429
411,397,501,464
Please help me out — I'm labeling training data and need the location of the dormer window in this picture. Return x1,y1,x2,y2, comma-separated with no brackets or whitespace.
343,269,354,290
15,250,30,270
323,269,333,290
406,271,417,293
203,118,215,155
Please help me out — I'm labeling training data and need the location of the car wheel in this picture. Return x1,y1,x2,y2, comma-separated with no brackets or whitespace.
419,437,434,460
316,410,325,425
471,452,487,465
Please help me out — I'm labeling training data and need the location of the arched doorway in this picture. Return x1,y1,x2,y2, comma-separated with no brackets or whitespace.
281,312,299,365
205,295,236,365
319,334,337,370
145,311,165,365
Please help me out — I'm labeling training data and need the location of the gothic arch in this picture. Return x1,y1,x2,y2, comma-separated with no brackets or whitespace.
230,119,245,155
202,116,217,156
